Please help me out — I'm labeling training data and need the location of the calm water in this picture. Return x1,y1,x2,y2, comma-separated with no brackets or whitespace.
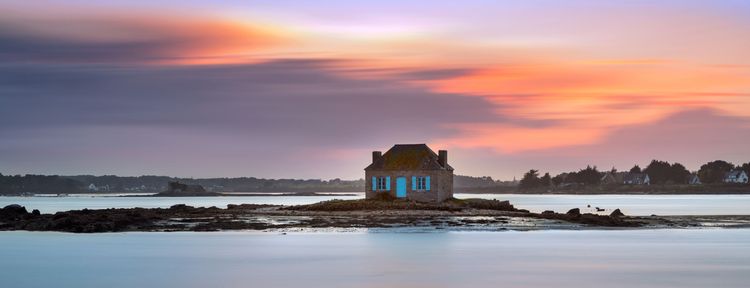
2,193,750,215
0,229,748,288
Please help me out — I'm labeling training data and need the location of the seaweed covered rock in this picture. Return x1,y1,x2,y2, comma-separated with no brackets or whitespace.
0,204,28,221
566,208,581,216
462,199,516,211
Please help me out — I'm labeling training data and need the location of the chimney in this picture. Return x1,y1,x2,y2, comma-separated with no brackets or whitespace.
372,151,382,163
438,150,448,167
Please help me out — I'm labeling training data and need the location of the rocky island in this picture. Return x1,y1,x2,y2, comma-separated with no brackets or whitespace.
154,181,219,196
2,196,747,233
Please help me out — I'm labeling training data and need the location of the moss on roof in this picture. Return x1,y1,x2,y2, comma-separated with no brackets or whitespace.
365,144,452,171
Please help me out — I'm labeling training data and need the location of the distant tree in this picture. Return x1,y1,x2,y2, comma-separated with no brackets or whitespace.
629,165,642,173
519,169,541,190
669,163,691,184
552,173,567,187
574,166,602,185
644,160,673,184
698,160,735,184
741,162,750,177
540,173,552,188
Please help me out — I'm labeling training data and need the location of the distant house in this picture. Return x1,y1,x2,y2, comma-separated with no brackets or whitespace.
365,144,453,202
600,172,650,185
687,174,702,185
600,172,624,185
87,183,98,191
724,170,749,184
623,173,650,185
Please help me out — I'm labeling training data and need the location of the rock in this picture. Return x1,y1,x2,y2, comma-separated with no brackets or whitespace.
1,204,28,220
3,204,27,213
462,199,515,211
566,208,581,216
541,210,556,215
595,207,605,212
610,209,625,217
31,209,41,216
169,204,190,210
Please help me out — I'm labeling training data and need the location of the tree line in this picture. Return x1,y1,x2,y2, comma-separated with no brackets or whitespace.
0,174,366,195
519,160,750,190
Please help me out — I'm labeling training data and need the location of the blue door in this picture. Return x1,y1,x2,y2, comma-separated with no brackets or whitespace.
396,177,407,198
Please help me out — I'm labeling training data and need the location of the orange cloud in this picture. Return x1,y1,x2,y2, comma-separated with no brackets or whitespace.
141,18,291,65
417,60,750,153
0,5,292,65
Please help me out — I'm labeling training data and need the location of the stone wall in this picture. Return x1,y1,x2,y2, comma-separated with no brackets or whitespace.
365,169,453,202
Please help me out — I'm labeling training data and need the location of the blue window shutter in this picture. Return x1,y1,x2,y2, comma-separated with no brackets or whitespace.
385,176,391,190
426,176,431,190
412,176,417,190
372,176,377,191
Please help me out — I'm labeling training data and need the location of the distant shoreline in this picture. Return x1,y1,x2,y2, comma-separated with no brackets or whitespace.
456,184,750,194
127,192,360,197
5,190,750,197
458,190,750,195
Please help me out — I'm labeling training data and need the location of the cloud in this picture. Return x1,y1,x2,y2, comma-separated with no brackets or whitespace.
0,60,500,178
0,11,286,64
453,109,750,179
2,0,750,179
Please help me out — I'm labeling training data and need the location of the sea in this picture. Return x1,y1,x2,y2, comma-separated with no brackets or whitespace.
1,193,749,287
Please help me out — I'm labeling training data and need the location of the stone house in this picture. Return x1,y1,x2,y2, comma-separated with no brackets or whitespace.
365,144,453,202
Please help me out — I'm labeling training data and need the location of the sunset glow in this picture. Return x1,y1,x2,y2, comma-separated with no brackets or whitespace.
1,0,749,179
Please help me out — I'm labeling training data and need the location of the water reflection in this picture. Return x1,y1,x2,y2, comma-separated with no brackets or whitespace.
0,230,748,288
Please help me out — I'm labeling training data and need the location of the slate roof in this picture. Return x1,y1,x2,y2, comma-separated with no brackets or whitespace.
365,144,453,171
623,172,649,184
602,172,651,183
725,170,748,178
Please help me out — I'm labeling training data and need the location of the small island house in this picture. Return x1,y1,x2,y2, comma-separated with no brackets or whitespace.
365,144,453,202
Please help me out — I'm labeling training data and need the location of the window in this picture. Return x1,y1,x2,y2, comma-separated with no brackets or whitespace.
412,176,431,191
374,176,390,191
416,177,426,190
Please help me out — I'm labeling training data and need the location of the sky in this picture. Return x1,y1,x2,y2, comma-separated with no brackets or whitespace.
1,0,749,180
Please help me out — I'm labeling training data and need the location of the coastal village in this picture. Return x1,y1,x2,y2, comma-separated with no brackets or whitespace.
362,144,749,203
1,144,748,196
1,143,750,233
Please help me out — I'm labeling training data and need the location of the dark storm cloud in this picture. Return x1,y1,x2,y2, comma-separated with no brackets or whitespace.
0,31,176,63
0,59,502,150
